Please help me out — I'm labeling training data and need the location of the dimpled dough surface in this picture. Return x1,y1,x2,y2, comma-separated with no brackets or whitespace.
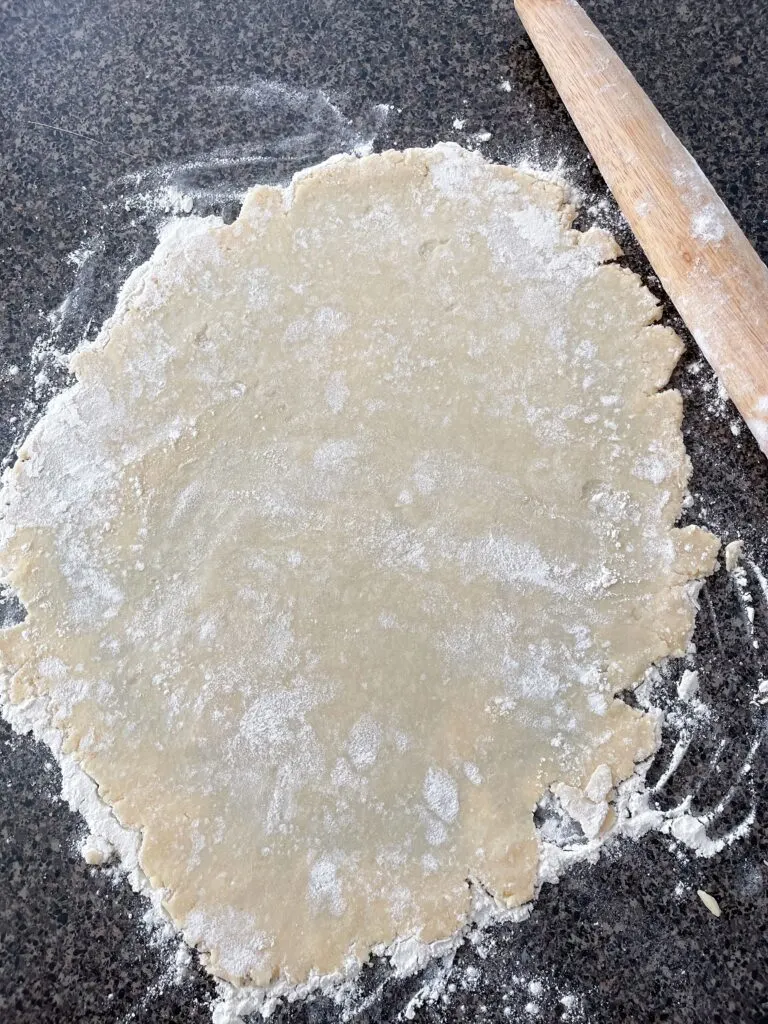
0,145,718,986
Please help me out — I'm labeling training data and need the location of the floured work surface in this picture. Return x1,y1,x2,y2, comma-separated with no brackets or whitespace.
0,145,718,988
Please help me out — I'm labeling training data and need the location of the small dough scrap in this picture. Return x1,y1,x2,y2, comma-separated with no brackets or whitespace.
0,145,718,987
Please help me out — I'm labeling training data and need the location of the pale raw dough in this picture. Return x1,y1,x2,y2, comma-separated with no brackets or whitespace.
0,145,718,987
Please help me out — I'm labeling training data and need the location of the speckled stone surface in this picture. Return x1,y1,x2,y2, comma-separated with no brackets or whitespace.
1,1,768,1021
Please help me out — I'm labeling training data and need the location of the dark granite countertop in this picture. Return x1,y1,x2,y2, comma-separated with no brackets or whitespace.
1,1,768,1021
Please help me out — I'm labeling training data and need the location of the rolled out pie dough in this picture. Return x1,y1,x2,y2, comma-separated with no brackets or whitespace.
0,145,718,987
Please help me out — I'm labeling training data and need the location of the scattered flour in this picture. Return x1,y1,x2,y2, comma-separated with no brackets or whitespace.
691,203,727,243
0,127,760,1022
3,623,757,1023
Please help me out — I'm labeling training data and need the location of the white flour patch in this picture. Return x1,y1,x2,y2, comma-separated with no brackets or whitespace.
325,370,350,414
423,767,460,823
691,203,727,243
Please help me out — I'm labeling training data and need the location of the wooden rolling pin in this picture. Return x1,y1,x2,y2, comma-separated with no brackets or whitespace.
515,0,768,456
